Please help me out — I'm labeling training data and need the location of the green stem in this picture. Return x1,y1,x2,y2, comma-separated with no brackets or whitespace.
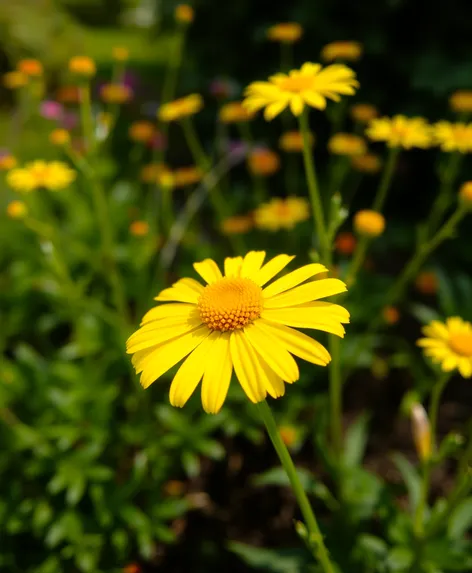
79,83,95,153
372,147,399,213
427,152,463,235
299,110,329,261
160,30,186,107
256,401,335,573
345,236,370,286
329,336,343,458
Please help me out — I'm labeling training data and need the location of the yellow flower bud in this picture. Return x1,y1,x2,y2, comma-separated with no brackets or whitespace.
175,4,194,24
3,71,28,89
353,210,385,237
49,129,70,146
0,154,17,170
112,46,129,62
411,403,432,461
6,200,28,219
459,181,472,206
17,59,43,77
68,56,96,77
129,220,150,236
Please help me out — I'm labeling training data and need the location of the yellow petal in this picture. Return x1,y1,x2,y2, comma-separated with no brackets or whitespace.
240,251,266,277
201,333,233,413
252,254,295,286
139,325,210,388
261,308,346,337
441,355,458,372
258,319,331,366
263,278,347,308
259,358,285,398
302,91,327,110
155,279,203,303
244,322,299,382
224,256,243,277
422,321,449,340
262,263,327,298
458,358,472,378
416,338,446,349
229,330,267,403
169,331,220,408
127,314,202,353
193,259,223,284
289,95,304,116
264,99,289,120
141,303,195,325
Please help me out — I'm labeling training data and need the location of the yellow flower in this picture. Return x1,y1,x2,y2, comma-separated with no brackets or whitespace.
353,210,385,237
243,62,359,120
126,251,349,413
382,306,400,325
173,166,203,187
410,403,432,461
17,59,43,77
415,271,438,295
417,317,472,378
158,94,203,122
328,133,366,156
175,4,194,24
49,129,70,146
3,71,28,89
433,121,472,153
68,56,96,77
279,130,314,152
129,121,156,143
247,148,280,176
267,23,303,43
459,181,472,206
7,160,76,192
254,197,310,231
321,41,362,62
221,215,253,235
449,90,472,113
351,153,382,174
366,115,432,149
100,83,132,104
130,221,150,236
112,46,129,61
0,154,17,170
279,425,300,447
350,103,378,123
219,102,255,123
140,163,169,184
6,200,28,219
56,85,80,104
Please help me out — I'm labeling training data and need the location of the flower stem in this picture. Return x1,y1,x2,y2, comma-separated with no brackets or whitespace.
160,30,186,108
372,147,399,213
427,152,463,235
328,336,343,458
256,400,335,573
345,235,369,286
79,82,95,153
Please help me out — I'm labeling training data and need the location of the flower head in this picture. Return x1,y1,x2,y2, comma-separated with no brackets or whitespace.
100,83,133,104
112,46,129,62
0,154,17,170
335,231,357,255
279,130,314,152
49,129,70,146
173,166,203,187
247,148,280,176
459,181,472,206
7,160,76,192
321,42,362,62
175,4,194,24
328,133,366,156
353,210,385,237
68,56,96,77
417,317,472,378
366,115,432,149
127,251,349,413
130,221,150,237
3,71,28,89
254,197,310,231
267,23,303,43
415,271,438,295
433,121,472,153
140,163,170,184
17,59,43,77
219,102,255,123
383,306,400,324
449,90,472,113
6,200,28,219
350,103,378,123
40,100,63,120
351,153,382,174
279,424,300,448
129,121,156,143
158,94,203,122
221,215,253,235
243,62,359,120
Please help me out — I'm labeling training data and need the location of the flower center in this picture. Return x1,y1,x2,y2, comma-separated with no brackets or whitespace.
449,332,472,357
279,74,314,92
197,277,263,332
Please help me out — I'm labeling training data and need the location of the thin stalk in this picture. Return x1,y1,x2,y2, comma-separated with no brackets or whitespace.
79,82,95,153
372,147,399,213
427,152,463,235
257,401,335,573
345,236,370,286
328,336,343,457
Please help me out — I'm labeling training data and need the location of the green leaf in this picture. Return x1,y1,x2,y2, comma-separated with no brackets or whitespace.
391,453,421,512
229,541,309,573
448,497,472,539
252,466,313,490
343,413,370,468
385,546,414,570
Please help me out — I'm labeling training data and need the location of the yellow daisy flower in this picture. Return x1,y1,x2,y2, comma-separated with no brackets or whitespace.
127,252,349,413
366,115,432,149
417,317,472,378
321,41,363,62
221,215,253,235
328,133,366,156
247,148,280,176
279,130,314,152
173,166,203,187
158,94,203,122
219,101,255,123
351,153,382,174
6,200,28,219
6,160,76,192
242,62,359,120
100,83,133,104
3,71,28,89
254,197,310,231
350,103,378,123
449,90,472,113
266,23,303,43
433,121,472,153
129,121,156,143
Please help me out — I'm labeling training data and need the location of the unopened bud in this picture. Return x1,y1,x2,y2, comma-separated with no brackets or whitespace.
411,403,432,462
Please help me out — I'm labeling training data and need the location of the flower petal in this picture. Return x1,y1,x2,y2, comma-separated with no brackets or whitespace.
201,333,233,413
141,303,195,325
230,330,267,403
458,358,472,378
261,307,346,337
127,313,202,353
193,259,223,284
264,99,289,120
259,358,285,398
240,251,266,278
251,254,295,286
263,263,327,298
224,256,243,278
264,278,347,308
289,95,304,116
155,278,203,303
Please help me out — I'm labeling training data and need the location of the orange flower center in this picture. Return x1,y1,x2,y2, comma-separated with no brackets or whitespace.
449,332,472,357
197,277,263,332
280,74,313,92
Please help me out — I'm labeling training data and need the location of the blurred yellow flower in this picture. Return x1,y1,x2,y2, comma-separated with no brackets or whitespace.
100,83,133,104
351,153,382,174
6,200,28,219
130,220,150,236
175,4,194,24
0,154,17,170
415,271,438,295
366,115,432,149
7,160,76,192
459,181,472,205
3,71,28,89
129,121,156,143
279,130,314,152
49,129,70,146
334,231,357,255
243,62,359,120
328,133,366,156
449,90,472,113
279,424,299,447
410,403,432,461
173,166,203,187
68,56,96,77
56,85,81,104
17,59,43,77
433,121,472,153
353,210,385,237
267,23,303,43
158,94,203,122
417,317,472,378
219,101,255,123
112,46,129,61
350,103,378,123
254,197,310,231
221,215,253,235
321,41,362,62
140,163,169,184
127,251,349,412
382,306,400,324
247,148,280,176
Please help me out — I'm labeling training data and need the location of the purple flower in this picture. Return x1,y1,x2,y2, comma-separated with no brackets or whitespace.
40,100,63,120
